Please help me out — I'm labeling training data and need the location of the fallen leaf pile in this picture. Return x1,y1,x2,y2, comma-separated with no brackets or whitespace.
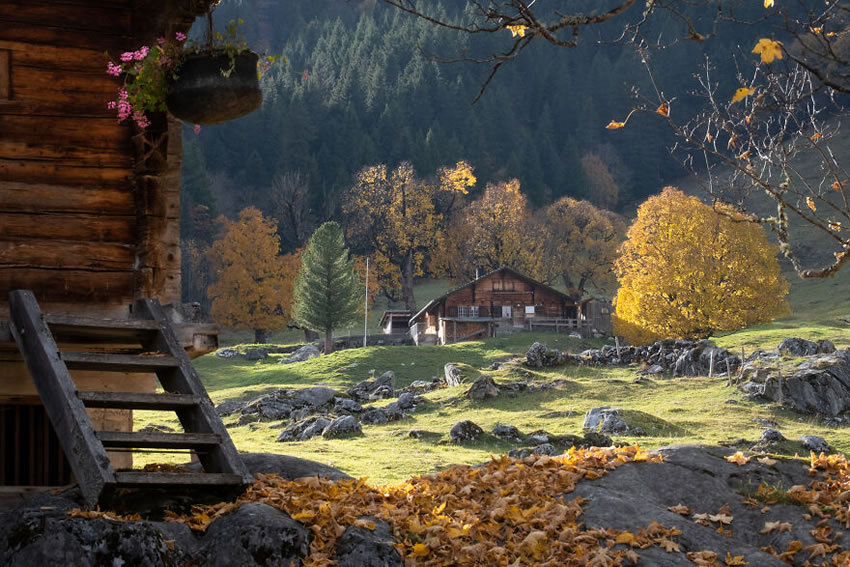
168,446,670,566
66,447,850,566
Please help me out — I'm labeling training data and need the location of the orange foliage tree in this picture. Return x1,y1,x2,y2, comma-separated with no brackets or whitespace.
541,197,626,299
344,161,475,312
613,187,790,344
433,178,545,283
207,207,300,343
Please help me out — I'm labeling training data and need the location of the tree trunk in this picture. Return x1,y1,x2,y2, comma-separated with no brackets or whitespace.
324,328,334,354
254,329,267,344
402,251,416,314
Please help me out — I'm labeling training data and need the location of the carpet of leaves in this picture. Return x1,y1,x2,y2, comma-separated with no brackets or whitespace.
69,446,850,566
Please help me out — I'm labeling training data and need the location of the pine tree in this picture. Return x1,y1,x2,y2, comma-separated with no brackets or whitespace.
293,221,363,354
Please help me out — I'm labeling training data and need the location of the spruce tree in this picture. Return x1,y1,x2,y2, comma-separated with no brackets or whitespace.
293,222,363,354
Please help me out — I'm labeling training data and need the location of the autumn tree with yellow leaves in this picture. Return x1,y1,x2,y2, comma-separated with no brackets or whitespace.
344,161,475,312
613,187,790,344
207,207,300,344
541,197,626,299
433,178,545,283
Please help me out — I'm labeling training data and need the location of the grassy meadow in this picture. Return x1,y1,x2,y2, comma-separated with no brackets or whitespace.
133,268,850,484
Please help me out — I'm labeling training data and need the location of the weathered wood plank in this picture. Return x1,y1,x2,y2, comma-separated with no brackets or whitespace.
77,391,200,410
0,141,132,168
0,213,135,243
0,159,132,186
10,65,121,115
115,471,244,486
0,2,132,36
134,299,252,483
0,268,134,303
0,39,124,74
8,290,116,506
0,182,134,214
0,114,130,151
0,241,134,271
0,50,9,100
97,431,220,449
62,352,179,373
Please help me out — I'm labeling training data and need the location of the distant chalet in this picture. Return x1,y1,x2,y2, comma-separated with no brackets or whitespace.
409,267,611,345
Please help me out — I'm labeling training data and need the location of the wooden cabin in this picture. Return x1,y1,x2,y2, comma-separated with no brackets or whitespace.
0,0,219,489
379,310,412,335
409,267,609,345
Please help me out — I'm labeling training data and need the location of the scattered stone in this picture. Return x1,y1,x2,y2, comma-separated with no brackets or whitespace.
489,361,505,371
360,407,404,425
335,517,403,567
407,380,435,392
396,392,416,410
295,386,337,408
777,337,819,357
525,342,579,368
465,374,499,401
492,424,523,442
334,398,363,414
640,364,664,375
138,423,174,433
450,420,483,443
801,435,830,453
243,347,268,361
216,399,245,417
215,347,239,359
760,429,786,443
199,503,310,567
630,427,647,437
753,417,778,428
280,344,321,364
349,371,395,401
817,339,836,354
581,432,614,447
408,430,426,439
526,429,550,444
443,364,466,387
580,339,742,377
582,407,630,435
276,416,331,442
322,415,362,439
533,443,558,456
368,385,395,400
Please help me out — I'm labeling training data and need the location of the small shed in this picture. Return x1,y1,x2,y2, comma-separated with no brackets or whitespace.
409,267,604,345
379,310,412,335
0,0,221,490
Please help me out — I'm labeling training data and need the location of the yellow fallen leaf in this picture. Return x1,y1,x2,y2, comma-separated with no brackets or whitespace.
807,197,817,211
725,452,751,465
506,24,528,38
615,531,638,545
710,513,734,525
725,551,748,565
764,0,774,7
353,518,377,530
752,38,783,64
668,504,692,515
410,543,429,557
757,457,777,466
656,103,670,116
660,538,680,552
731,87,755,104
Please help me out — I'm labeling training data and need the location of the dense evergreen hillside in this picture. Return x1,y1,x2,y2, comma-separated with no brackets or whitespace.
182,0,767,245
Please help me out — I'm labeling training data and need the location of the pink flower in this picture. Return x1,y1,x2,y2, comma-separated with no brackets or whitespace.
193,124,201,135
133,46,149,61
106,101,117,109
175,32,187,41
133,112,150,129
120,51,134,62
106,62,122,76
156,36,166,46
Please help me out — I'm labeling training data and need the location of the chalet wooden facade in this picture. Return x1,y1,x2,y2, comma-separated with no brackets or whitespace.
379,310,412,335
409,267,610,345
0,0,224,490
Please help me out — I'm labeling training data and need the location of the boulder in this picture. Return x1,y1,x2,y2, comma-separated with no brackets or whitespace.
334,398,363,414
465,375,499,401
280,344,321,364
348,371,395,401
335,517,403,567
243,347,268,361
396,392,416,410
199,503,310,566
816,339,836,354
760,429,786,443
673,343,737,377
236,453,352,480
776,337,819,357
241,394,295,421
215,347,239,359
443,364,465,387
450,420,483,443
491,424,523,442
533,443,558,456
801,435,830,453
525,342,577,368
759,350,850,416
322,415,362,439
276,416,331,442
215,399,245,417
582,407,630,435
360,406,403,425
294,386,337,409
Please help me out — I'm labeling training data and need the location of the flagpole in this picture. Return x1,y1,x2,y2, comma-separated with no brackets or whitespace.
363,257,369,348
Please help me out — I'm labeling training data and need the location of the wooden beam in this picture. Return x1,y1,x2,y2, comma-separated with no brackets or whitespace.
62,351,179,373
97,431,219,450
0,50,9,100
8,290,115,506
77,391,201,410
115,471,244,486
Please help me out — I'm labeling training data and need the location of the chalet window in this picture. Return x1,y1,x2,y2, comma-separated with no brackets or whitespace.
457,305,469,317
470,306,479,317
493,279,502,290
0,50,9,100
524,305,535,315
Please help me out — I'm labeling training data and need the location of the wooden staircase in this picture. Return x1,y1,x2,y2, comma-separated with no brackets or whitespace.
8,290,252,506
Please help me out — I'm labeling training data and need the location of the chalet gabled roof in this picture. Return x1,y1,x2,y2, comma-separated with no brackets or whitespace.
379,310,411,327
409,267,577,325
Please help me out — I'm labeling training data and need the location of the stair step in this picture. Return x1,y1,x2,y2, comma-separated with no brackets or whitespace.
115,471,245,487
77,391,201,410
62,351,179,372
97,431,220,449
45,315,161,344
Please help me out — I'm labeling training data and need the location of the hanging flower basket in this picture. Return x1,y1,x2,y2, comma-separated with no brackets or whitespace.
165,50,262,125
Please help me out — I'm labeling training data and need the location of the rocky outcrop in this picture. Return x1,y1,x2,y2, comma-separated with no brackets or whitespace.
582,407,631,435
450,420,484,443
776,337,835,357
322,416,362,439
443,364,466,387
465,375,499,401
280,344,322,364
348,371,395,401
336,517,403,567
578,340,742,377
741,349,850,416
525,342,579,368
